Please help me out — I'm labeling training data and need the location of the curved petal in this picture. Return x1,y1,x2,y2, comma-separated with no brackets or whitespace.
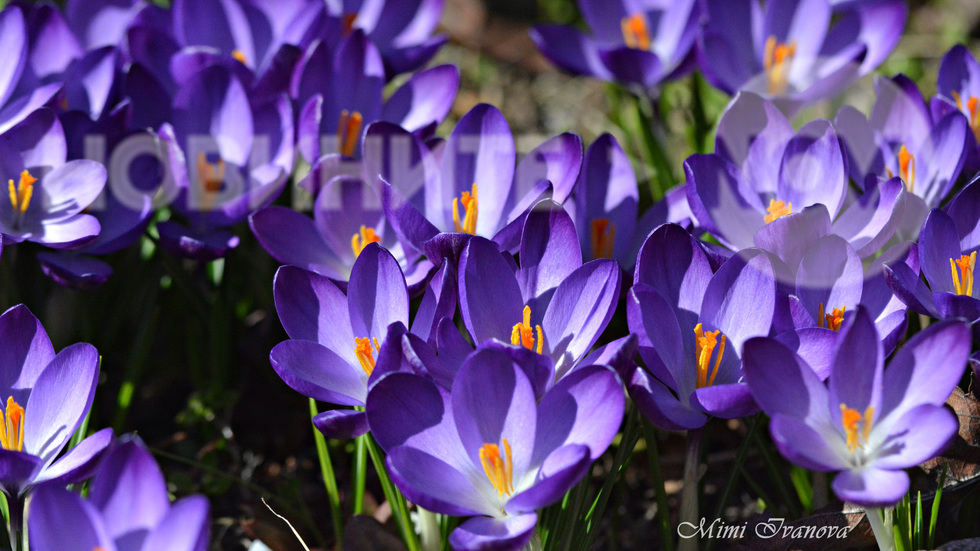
873,403,957,469
28,486,112,551
769,415,846,472
795,235,863,323
831,468,908,507
634,223,713,317
386,446,489,516
383,64,459,132
597,46,663,88
828,308,883,419
347,243,409,340
743,336,831,423
272,265,355,352
142,495,211,551
701,249,776,349
753,203,831,270
458,237,523,346
37,253,113,290
270,340,365,406
449,513,538,551
918,209,962,293
533,365,624,462
684,154,763,250
0,304,54,400
88,439,169,539
516,200,581,304
33,427,113,487
313,409,370,439
691,383,759,419
249,207,347,279
530,25,610,79
777,120,847,218
628,367,706,431
506,444,590,513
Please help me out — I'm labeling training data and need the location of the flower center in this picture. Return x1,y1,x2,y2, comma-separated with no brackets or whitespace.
342,13,358,36
351,225,382,258
694,323,726,389
452,184,479,235
620,13,651,51
817,303,846,331
950,251,976,296
763,36,796,95
951,91,980,143
196,153,226,194
0,396,25,452
479,439,514,497
354,336,380,375
839,403,874,453
764,198,792,223
511,305,543,354
590,218,616,259
231,49,247,65
898,145,915,193
336,110,363,158
7,170,36,224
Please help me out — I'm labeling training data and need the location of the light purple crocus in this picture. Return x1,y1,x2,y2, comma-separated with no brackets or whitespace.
0,304,114,500
366,346,624,551
686,92,905,268
29,437,210,551
0,108,106,249
530,0,699,93
743,308,969,506
269,243,454,438
626,224,777,430
934,45,980,170
0,6,65,134
884,176,980,328
369,104,583,262
698,0,906,113
457,207,621,381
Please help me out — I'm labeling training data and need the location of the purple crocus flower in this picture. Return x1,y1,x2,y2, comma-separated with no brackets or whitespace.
370,104,583,261
457,206,621,381
743,308,970,506
836,74,969,237
66,0,161,51
626,224,777,430
698,0,906,113
0,108,106,249
0,5,65,134
884,176,980,327
530,0,700,92
0,304,114,500
934,45,980,169
686,92,905,268
292,29,458,164
250,176,434,293
29,437,210,551
366,346,624,550
269,243,454,438
156,64,293,260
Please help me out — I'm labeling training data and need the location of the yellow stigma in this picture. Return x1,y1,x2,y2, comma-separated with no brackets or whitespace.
511,305,544,354
590,218,616,259
196,153,226,194
898,145,915,193
763,36,796,95
0,396,25,452
951,91,980,143
950,251,977,297
351,225,382,258
479,439,514,497
840,404,874,453
452,184,479,235
354,336,380,376
694,323,726,389
817,303,846,331
231,49,247,64
621,13,651,51
7,170,36,217
336,110,363,158
764,198,792,223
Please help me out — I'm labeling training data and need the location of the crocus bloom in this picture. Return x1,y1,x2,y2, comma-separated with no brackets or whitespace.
686,92,905,268
626,224,777,429
269,243,454,438
0,108,106,249
29,437,210,551
934,45,980,170
530,0,699,92
366,346,624,550
884,176,980,327
0,304,114,499
0,6,64,134
698,0,906,113
457,207,621,381
743,308,969,506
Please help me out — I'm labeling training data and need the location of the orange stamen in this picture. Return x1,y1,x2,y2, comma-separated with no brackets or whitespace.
694,323,726,388
452,184,479,235
479,439,514,497
898,145,915,193
951,91,980,142
7,170,36,217
950,251,977,296
764,198,792,223
621,13,651,51
840,404,874,453
817,302,846,331
590,218,616,259
351,225,382,258
0,396,25,452
231,49,247,64
511,305,544,354
354,336,380,375
196,153,226,194
763,36,796,95
336,110,364,158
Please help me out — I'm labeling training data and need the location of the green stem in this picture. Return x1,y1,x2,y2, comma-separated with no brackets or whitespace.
634,94,677,200
365,435,420,551
866,507,897,551
309,399,344,543
677,427,703,551
641,420,674,551
690,74,712,154
352,433,367,515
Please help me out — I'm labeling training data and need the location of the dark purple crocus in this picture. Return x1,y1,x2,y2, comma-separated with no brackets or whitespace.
156,64,293,260
366,345,624,550
29,437,210,551
530,0,699,92
0,108,106,249
292,29,458,164
743,308,969,506
457,206,621,381
250,176,434,293
885,175,980,327
686,92,905,268
0,305,114,500
269,243,454,438
836,74,968,236
698,0,906,113
626,224,777,430
934,45,980,170
370,104,583,261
